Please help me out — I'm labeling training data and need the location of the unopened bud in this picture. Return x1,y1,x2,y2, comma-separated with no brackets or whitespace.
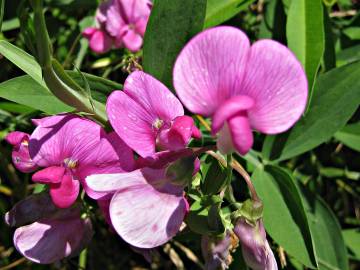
234,219,278,270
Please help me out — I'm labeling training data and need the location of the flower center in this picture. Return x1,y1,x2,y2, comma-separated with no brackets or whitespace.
63,158,78,169
153,118,164,130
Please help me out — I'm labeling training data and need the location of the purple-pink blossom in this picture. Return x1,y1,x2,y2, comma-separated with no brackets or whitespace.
28,114,135,208
5,131,38,173
86,167,189,248
106,71,201,158
83,0,152,53
173,26,308,155
5,193,92,264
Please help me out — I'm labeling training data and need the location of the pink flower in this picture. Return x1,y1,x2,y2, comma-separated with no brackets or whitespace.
107,71,201,158
173,26,308,155
234,219,278,270
5,131,38,173
83,0,152,53
28,114,135,208
5,193,92,264
86,167,188,248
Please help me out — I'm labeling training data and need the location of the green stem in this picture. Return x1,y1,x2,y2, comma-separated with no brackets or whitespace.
78,248,87,270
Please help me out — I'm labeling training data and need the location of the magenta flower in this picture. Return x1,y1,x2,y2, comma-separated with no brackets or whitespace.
234,219,278,270
173,26,308,155
5,193,92,264
5,131,38,173
86,167,188,248
29,114,135,208
107,71,201,158
83,0,151,53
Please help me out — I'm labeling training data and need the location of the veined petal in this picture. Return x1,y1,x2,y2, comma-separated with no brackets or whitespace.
173,26,250,116
242,40,308,134
89,30,113,54
32,166,65,184
5,131,28,146
50,174,80,209
124,71,184,122
29,115,103,167
107,90,156,157
110,182,187,248
228,114,253,155
13,208,92,264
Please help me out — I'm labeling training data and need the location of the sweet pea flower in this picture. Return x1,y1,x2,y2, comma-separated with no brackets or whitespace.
173,26,308,155
107,71,201,158
5,131,38,173
83,0,152,53
29,114,135,208
5,193,93,264
234,219,278,270
86,166,189,248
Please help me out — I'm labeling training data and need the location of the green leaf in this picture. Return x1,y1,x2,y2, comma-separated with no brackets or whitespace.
0,0,4,31
286,0,324,108
263,61,360,161
342,229,360,260
143,0,207,89
186,196,225,236
343,27,360,40
258,0,286,42
334,123,360,152
322,5,336,71
204,0,255,28
0,40,43,86
299,186,349,270
252,166,317,268
0,75,73,114
1,18,20,32
337,44,360,66
201,156,228,195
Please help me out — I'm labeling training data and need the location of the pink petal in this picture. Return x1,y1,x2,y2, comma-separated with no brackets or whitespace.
5,131,28,146
96,0,112,25
13,208,92,264
158,116,199,151
32,166,65,184
89,30,113,54
173,26,250,116
105,0,126,37
106,90,156,157
82,27,97,39
242,40,308,134
108,170,187,248
212,96,255,134
124,71,184,123
122,28,143,52
50,174,80,209
5,193,58,227
29,115,103,168
11,143,38,173
228,114,253,155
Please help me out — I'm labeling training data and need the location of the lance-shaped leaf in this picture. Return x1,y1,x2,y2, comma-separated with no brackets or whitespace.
286,0,324,108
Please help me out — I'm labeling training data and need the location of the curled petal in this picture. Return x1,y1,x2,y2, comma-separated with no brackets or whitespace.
242,40,308,134
173,26,250,116
212,96,254,135
32,166,65,184
5,131,29,146
50,174,80,209
228,114,253,155
122,28,143,52
14,208,92,264
88,30,113,54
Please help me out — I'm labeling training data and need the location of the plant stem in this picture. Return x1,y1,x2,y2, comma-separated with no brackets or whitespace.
207,150,260,202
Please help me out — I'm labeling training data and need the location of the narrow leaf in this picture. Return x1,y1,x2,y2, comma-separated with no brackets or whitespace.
252,166,317,268
286,0,324,108
204,0,255,28
334,123,360,152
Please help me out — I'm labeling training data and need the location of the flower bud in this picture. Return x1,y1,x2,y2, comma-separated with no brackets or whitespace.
201,231,236,270
234,219,278,270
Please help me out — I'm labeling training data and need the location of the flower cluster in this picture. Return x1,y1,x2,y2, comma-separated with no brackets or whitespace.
5,26,307,269
83,0,152,53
